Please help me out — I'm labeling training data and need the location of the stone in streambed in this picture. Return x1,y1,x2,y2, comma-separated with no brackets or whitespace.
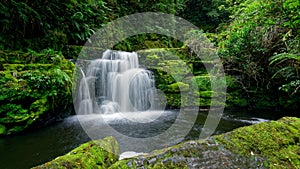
110,117,300,168
32,136,119,169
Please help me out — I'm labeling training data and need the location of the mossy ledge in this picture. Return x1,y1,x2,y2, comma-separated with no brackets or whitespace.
215,116,300,168
34,117,300,168
0,50,74,135
32,136,119,169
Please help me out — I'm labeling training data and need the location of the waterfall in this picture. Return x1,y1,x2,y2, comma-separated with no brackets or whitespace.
78,69,93,114
77,50,158,115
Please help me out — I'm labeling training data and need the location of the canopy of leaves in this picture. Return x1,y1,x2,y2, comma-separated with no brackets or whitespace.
180,0,231,31
217,0,300,108
0,0,187,52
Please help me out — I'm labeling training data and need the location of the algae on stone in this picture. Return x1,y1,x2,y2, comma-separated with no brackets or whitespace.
137,48,218,108
215,117,300,168
32,136,119,169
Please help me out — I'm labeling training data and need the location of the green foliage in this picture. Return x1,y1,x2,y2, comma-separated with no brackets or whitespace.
114,34,183,51
180,0,231,31
269,44,300,95
217,0,300,109
62,45,83,59
0,0,187,52
0,0,110,51
105,0,186,18
282,0,300,32
0,50,74,135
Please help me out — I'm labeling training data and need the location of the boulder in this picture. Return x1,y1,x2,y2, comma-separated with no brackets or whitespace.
33,136,119,169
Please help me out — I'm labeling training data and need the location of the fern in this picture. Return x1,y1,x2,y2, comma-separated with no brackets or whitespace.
269,53,300,65
269,52,300,94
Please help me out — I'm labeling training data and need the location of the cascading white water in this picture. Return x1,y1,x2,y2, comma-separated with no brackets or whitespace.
78,69,93,114
77,50,158,115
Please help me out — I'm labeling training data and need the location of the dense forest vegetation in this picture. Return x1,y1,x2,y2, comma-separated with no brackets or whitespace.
0,0,299,135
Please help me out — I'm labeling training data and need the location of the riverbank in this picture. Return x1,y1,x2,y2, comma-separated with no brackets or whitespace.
33,117,300,168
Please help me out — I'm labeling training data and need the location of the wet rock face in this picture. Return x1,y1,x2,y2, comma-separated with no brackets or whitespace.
110,138,264,169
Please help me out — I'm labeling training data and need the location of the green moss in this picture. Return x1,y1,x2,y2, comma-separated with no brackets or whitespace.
29,98,49,120
2,64,25,71
2,64,54,71
33,136,119,169
0,104,29,123
165,94,181,108
191,75,212,91
26,64,53,70
215,117,300,168
110,117,299,168
0,50,74,135
144,54,160,66
166,82,189,93
0,124,6,134
137,48,226,109
199,91,214,98
0,50,58,65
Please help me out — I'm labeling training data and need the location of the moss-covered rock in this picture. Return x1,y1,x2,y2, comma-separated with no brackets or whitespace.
110,117,299,168
32,136,119,169
215,117,300,168
0,50,74,135
137,48,222,108
110,138,260,168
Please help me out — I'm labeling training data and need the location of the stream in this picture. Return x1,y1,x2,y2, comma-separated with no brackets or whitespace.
0,109,279,169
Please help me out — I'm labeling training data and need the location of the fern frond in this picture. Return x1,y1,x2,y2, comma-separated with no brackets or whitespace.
269,53,300,65
271,66,294,78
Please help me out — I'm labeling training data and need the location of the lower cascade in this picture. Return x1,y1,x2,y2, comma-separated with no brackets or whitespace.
77,50,159,115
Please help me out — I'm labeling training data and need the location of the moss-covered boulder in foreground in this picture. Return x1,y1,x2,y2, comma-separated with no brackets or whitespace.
110,139,261,169
215,117,300,168
110,117,299,168
32,136,119,169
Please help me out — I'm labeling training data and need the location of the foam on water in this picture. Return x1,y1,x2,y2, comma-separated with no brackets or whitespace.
72,110,173,124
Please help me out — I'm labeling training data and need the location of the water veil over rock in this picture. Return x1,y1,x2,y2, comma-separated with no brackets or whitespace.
76,50,161,115
73,49,196,153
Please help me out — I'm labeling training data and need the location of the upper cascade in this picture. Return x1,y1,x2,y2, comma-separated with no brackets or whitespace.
78,50,158,115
